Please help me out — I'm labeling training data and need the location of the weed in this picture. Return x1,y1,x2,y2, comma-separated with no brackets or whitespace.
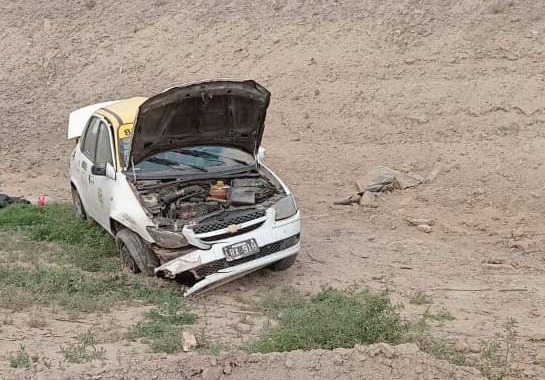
250,288,406,353
401,309,464,367
409,291,433,305
209,344,223,356
61,330,105,363
84,0,96,10
0,285,33,311
426,309,455,322
9,345,31,369
27,313,47,328
487,0,514,14
479,317,519,379
128,301,195,353
420,339,468,366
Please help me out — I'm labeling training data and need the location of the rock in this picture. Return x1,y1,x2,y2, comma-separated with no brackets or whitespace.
210,357,217,366
467,341,481,353
332,353,344,365
285,356,295,368
359,191,377,207
483,263,512,270
223,363,232,375
417,224,432,233
334,193,361,205
485,258,505,264
201,367,222,380
356,166,424,192
377,343,395,358
453,338,470,353
404,217,435,226
181,331,197,352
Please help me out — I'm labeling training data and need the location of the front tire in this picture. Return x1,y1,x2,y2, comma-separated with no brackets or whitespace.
116,229,159,276
269,254,298,271
71,187,86,220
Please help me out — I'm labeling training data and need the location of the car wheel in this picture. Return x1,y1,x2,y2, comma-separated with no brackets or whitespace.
71,187,86,220
269,254,298,271
116,229,159,277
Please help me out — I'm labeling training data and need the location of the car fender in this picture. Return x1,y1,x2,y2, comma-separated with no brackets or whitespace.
109,173,154,242
260,163,293,196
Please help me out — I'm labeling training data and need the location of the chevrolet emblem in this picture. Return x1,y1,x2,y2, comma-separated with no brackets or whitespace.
225,224,241,234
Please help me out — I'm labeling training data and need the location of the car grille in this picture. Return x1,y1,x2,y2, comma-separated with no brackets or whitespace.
190,209,266,234
193,234,300,278
200,221,266,242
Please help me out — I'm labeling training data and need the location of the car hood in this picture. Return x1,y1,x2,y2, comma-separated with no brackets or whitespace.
129,80,271,165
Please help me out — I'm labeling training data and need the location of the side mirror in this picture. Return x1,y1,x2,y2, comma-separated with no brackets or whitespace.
105,162,116,180
257,147,266,162
91,163,107,176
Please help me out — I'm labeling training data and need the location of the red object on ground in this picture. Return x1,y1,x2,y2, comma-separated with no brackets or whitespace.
37,195,46,206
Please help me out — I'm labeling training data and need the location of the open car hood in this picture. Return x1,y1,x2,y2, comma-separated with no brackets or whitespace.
130,80,271,165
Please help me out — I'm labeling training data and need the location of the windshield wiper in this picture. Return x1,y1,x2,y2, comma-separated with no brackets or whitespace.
146,157,208,172
178,149,252,166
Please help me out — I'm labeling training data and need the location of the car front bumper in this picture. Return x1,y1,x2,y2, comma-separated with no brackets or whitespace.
154,210,301,296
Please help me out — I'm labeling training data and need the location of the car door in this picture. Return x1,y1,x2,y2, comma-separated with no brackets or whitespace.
76,116,101,213
86,120,116,230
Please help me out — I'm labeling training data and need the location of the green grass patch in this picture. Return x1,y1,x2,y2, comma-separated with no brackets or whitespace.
128,301,196,353
0,265,183,313
0,203,117,272
9,345,31,369
250,288,407,353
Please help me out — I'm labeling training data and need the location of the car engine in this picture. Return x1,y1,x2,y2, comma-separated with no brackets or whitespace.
136,175,282,229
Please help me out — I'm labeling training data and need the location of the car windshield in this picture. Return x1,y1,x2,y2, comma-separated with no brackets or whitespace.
133,146,255,174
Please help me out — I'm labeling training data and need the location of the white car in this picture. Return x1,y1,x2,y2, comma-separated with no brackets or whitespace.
68,80,301,296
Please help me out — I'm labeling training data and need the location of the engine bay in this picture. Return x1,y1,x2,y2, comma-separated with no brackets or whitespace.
136,174,283,228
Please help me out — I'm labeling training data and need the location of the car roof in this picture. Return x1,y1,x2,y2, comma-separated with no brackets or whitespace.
97,97,148,127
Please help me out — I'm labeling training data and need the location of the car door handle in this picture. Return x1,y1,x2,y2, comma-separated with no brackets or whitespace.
88,174,94,185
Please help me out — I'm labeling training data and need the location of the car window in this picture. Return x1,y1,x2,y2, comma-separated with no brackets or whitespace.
81,117,100,160
95,122,114,166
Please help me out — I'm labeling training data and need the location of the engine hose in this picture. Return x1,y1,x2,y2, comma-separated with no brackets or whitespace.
160,185,204,205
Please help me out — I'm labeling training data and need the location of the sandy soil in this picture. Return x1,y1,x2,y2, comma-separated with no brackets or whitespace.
1,0,545,378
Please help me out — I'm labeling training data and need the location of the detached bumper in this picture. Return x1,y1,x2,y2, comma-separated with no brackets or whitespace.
183,240,299,296
154,211,301,296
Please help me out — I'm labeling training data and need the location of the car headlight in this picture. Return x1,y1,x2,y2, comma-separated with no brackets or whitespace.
146,226,189,249
273,195,297,221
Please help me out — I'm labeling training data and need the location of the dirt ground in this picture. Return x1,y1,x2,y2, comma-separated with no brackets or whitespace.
1,0,545,378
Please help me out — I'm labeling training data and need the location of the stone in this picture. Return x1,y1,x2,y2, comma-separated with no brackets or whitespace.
223,364,232,375
405,217,435,226
417,224,432,233
377,343,395,358
181,331,197,352
285,356,295,368
359,191,377,207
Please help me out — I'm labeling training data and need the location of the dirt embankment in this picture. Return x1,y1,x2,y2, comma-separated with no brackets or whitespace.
9,343,485,380
1,0,545,378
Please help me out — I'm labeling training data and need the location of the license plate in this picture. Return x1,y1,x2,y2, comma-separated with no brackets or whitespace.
223,239,260,261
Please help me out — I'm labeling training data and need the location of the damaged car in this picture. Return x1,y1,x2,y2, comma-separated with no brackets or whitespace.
68,80,301,296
